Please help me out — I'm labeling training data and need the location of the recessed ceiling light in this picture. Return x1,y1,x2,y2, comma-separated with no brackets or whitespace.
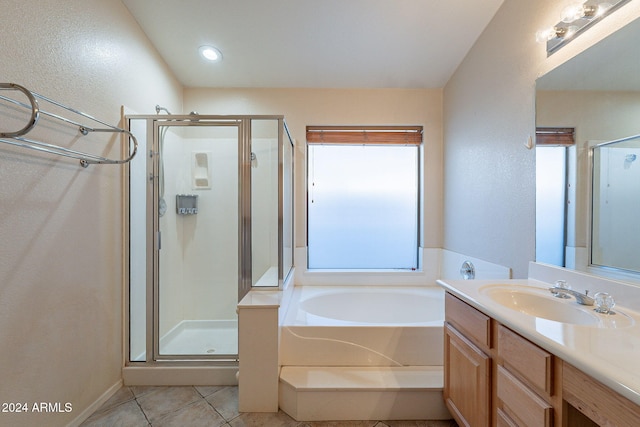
199,45,222,62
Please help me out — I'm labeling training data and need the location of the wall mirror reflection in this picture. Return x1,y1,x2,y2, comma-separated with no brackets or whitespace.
535,15,640,276
591,135,640,273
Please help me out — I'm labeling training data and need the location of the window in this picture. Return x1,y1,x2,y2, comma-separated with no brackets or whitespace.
535,127,574,267
306,126,421,269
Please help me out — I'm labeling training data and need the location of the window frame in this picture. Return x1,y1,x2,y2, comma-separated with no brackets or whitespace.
306,125,423,271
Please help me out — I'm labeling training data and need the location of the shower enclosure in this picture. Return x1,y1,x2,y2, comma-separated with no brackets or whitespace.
126,115,294,365
591,134,640,273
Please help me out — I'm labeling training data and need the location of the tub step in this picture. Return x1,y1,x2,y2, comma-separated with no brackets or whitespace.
278,366,450,421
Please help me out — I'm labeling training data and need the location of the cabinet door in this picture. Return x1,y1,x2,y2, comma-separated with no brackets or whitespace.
444,323,491,427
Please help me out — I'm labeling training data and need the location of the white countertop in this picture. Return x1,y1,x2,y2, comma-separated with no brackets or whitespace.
437,278,640,406
237,290,282,308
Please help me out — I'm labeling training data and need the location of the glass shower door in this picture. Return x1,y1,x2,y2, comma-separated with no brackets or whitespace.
251,119,279,287
155,121,240,358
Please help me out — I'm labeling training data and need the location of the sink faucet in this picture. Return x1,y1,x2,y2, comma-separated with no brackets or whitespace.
549,285,595,306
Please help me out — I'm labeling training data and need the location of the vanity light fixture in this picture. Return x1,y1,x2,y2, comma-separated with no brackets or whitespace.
537,0,630,55
535,26,577,44
560,2,611,23
198,45,222,62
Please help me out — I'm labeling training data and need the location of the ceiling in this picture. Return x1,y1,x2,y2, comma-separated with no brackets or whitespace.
121,0,504,89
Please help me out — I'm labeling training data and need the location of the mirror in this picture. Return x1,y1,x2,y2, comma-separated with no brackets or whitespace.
535,15,640,275
591,135,640,273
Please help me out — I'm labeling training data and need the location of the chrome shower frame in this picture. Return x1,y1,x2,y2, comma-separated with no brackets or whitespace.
123,114,294,371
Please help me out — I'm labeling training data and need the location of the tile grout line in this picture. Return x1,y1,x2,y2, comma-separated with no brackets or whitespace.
133,396,152,426
141,386,214,426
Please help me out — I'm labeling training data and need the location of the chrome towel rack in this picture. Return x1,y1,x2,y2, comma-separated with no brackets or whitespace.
0,82,137,167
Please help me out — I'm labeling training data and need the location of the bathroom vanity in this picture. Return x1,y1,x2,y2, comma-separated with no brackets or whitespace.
439,276,640,427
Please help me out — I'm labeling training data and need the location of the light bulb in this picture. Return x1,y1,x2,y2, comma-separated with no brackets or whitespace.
564,25,579,38
596,2,613,16
198,45,222,62
561,3,585,23
536,27,557,43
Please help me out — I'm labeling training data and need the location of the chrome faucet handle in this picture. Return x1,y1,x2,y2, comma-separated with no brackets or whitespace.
594,292,616,314
573,289,595,306
551,280,571,299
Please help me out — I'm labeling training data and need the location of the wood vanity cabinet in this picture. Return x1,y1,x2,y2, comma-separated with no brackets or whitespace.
444,292,492,427
563,363,640,427
496,325,558,427
445,292,559,426
444,291,640,427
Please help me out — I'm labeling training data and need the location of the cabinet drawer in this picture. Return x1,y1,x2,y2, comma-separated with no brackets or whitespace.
497,365,553,427
496,408,518,427
445,292,491,350
498,324,553,397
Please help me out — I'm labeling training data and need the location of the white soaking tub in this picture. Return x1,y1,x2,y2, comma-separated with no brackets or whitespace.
280,285,444,367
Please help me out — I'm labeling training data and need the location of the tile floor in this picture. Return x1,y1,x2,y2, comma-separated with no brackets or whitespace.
79,386,459,427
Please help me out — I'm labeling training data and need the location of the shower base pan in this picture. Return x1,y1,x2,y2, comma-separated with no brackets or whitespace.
159,319,238,356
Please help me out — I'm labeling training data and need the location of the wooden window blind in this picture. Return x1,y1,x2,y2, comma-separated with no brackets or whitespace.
536,127,575,146
306,125,423,145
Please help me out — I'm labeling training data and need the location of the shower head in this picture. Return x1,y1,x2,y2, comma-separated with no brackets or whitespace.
155,104,172,115
624,153,637,169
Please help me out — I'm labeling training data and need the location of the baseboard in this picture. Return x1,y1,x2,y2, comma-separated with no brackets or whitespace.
66,380,123,427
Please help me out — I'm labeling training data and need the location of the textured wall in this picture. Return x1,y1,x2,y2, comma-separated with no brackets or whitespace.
443,0,640,278
0,1,181,425
183,88,444,251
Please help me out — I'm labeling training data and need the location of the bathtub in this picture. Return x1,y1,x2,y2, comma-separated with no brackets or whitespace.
280,285,444,367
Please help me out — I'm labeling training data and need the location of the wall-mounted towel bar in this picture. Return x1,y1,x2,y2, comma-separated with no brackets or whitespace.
0,82,137,167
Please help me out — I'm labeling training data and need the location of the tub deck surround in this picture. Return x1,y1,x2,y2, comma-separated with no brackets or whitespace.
279,366,451,421
237,290,282,412
436,277,640,406
278,285,450,421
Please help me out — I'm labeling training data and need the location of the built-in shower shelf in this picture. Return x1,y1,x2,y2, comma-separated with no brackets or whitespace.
278,366,450,421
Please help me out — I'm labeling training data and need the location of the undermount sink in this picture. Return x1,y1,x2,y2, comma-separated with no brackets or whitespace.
479,285,600,325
